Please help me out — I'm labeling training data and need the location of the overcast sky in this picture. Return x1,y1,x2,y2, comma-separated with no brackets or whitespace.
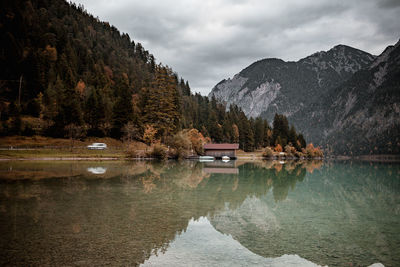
71,0,399,95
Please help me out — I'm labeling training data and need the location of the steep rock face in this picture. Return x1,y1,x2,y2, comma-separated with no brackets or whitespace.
209,45,375,121
310,40,400,155
209,42,400,155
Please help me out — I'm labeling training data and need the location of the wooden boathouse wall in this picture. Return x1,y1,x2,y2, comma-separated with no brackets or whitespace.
203,144,239,158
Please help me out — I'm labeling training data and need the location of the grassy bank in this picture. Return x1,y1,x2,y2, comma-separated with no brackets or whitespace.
0,136,124,149
0,148,126,160
0,136,322,161
0,136,127,160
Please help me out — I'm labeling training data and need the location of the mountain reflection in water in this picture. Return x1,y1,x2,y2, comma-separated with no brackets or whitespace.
0,160,398,266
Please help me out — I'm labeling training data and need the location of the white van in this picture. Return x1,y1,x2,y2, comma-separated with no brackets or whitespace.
87,143,107,150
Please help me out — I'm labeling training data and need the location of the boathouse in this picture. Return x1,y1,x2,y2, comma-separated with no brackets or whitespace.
203,144,239,159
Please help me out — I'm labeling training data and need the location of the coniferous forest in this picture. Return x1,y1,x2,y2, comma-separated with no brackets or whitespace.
0,0,309,152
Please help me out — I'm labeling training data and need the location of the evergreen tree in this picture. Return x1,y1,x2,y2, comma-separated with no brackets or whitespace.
51,77,83,136
207,111,223,142
288,125,297,146
262,120,271,147
111,81,133,138
238,111,254,151
272,113,289,146
254,117,264,149
85,88,105,136
298,134,307,149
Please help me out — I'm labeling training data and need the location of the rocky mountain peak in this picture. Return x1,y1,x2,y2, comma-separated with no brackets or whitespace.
300,44,375,75
208,41,399,155
209,43,375,120
370,39,400,69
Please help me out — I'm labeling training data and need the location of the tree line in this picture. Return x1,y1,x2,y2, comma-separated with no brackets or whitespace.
0,0,308,152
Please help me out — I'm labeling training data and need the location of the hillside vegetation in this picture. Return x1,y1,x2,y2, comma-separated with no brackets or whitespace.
0,0,310,153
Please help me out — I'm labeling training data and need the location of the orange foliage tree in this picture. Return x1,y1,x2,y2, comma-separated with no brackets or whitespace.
274,144,283,152
186,128,207,155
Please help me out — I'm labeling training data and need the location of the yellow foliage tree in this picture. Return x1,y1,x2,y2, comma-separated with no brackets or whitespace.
143,124,157,145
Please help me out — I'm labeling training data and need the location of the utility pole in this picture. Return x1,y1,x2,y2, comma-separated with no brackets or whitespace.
18,74,23,106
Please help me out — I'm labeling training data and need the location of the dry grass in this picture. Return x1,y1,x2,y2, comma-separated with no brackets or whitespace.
0,149,126,159
0,136,126,159
236,149,264,158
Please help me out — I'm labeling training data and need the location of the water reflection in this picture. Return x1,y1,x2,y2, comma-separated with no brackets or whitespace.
0,160,398,266
87,167,107,174
143,217,321,267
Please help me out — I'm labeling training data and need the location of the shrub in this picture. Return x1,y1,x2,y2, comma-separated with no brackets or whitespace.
148,143,167,160
294,151,305,158
303,143,324,158
168,131,192,159
313,147,324,158
263,147,274,158
284,144,296,157
125,142,147,158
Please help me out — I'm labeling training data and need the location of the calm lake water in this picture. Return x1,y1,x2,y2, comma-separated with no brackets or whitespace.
0,160,399,266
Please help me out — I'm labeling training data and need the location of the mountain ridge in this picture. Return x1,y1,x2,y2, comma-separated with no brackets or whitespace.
210,44,375,120
209,41,399,155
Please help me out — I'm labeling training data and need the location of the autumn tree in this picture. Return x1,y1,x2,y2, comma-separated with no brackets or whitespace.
186,128,207,155
143,124,157,145
274,143,283,152
142,65,181,139
232,124,239,143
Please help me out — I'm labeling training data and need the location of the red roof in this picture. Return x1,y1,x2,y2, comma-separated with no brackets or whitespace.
203,143,239,150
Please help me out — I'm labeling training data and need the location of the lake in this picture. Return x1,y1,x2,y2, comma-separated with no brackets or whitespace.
0,160,399,266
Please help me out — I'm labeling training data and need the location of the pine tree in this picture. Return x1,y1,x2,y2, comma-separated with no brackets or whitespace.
297,134,307,149
272,113,289,147
238,111,254,151
86,88,105,136
207,111,223,142
262,120,271,147
254,117,264,149
288,125,297,146
142,66,180,138
111,80,133,138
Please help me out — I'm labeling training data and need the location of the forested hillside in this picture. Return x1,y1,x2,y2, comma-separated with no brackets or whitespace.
0,0,308,152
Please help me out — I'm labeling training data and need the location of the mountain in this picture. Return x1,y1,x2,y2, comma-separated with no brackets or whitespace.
209,42,400,155
307,40,400,155
209,45,375,120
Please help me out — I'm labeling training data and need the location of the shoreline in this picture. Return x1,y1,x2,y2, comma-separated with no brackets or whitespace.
0,154,398,162
0,157,121,161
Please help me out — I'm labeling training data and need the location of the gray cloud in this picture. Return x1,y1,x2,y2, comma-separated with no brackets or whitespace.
72,0,400,95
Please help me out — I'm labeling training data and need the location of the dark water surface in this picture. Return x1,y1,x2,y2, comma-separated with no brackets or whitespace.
0,160,399,266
